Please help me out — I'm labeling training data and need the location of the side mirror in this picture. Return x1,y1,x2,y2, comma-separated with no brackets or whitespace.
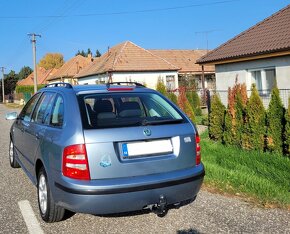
5,112,18,120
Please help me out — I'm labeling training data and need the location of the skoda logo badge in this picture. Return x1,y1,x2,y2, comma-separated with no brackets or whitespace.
143,128,151,136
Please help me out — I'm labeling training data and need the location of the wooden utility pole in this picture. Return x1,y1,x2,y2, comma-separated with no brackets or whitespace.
28,33,41,93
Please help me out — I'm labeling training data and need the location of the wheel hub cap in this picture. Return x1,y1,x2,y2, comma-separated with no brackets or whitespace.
38,175,48,214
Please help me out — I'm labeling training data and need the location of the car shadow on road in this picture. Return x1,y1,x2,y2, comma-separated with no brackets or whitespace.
177,228,201,234
95,209,152,218
62,210,76,221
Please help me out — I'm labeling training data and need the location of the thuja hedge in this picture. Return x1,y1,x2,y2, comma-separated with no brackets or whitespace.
242,85,265,151
209,93,225,141
285,97,290,154
16,85,45,94
155,80,194,121
209,83,290,156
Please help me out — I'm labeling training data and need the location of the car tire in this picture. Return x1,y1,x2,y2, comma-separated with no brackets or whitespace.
9,140,20,168
37,167,65,222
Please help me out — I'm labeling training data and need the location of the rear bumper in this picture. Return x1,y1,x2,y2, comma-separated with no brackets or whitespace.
52,165,205,214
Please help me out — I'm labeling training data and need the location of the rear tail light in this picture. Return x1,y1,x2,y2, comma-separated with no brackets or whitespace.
62,144,90,180
195,134,201,165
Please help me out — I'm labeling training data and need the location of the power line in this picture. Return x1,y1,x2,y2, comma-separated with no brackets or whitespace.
0,0,240,19
5,0,85,72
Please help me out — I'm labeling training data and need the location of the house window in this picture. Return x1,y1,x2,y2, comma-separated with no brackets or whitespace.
166,75,175,91
250,68,276,94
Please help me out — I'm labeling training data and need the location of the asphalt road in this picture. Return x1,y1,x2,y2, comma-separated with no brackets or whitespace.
0,104,289,234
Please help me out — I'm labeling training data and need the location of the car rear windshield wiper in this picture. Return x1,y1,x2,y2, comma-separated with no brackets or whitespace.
141,119,184,126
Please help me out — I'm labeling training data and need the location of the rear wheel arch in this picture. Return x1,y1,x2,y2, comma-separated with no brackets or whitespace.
35,159,44,183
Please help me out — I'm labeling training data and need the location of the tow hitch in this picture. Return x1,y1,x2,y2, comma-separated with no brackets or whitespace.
152,195,168,217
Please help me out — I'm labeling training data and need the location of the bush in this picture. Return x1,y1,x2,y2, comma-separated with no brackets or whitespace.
284,97,290,155
223,83,247,146
233,93,245,147
223,110,234,145
178,87,195,122
201,115,209,126
266,87,284,153
167,92,178,105
186,90,202,116
16,85,45,94
242,84,266,151
209,93,225,141
156,78,167,96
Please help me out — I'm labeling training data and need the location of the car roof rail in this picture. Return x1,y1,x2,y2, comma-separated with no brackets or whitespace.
45,82,73,89
106,82,145,89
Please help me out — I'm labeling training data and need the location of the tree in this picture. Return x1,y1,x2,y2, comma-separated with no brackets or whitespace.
178,87,195,122
284,97,290,155
76,48,100,57
242,84,266,151
156,78,167,96
95,49,102,57
223,83,247,146
167,92,178,105
38,53,64,69
87,48,92,56
75,50,81,56
187,90,202,116
3,70,18,95
209,93,225,141
266,87,284,153
18,66,33,80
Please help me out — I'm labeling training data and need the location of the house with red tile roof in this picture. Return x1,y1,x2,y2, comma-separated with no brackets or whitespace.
47,55,93,84
150,50,215,89
75,41,214,90
17,67,58,86
197,4,290,105
75,41,180,89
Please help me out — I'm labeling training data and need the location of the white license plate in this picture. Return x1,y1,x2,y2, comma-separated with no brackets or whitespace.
122,139,172,157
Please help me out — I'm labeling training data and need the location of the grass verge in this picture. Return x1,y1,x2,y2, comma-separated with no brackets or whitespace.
200,130,290,209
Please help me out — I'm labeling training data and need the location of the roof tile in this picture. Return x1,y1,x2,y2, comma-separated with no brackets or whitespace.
47,55,93,81
75,41,179,78
17,67,58,86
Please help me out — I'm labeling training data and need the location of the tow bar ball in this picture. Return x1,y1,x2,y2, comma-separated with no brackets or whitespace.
153,195,168,217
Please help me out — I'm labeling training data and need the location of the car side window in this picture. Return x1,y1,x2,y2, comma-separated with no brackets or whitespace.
19,93,42,122
50,94,64,127
32,92,55,124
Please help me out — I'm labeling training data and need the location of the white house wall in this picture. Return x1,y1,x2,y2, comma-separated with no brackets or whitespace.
216,55,290,90
215,55,290,106
77,71,179,89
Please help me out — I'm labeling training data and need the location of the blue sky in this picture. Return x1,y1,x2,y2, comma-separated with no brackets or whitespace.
0,0,289,73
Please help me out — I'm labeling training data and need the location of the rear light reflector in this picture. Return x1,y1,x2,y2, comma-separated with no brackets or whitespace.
62,144,90,180
195,134,201,165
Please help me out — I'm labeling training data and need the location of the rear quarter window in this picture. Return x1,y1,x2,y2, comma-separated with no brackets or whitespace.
48,94,64,127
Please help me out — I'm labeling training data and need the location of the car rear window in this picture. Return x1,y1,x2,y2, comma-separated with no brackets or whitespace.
78,92,186,129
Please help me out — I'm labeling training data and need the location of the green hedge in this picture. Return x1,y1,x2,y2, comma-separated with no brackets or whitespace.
210,83,289,156
16,85,45,94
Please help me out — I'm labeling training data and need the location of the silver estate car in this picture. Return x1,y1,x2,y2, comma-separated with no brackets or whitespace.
7,82,205,222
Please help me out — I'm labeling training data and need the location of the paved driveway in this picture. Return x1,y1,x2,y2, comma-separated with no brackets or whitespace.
0,104,289,234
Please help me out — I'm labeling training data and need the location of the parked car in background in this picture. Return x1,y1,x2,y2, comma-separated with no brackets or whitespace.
6,82,205,222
